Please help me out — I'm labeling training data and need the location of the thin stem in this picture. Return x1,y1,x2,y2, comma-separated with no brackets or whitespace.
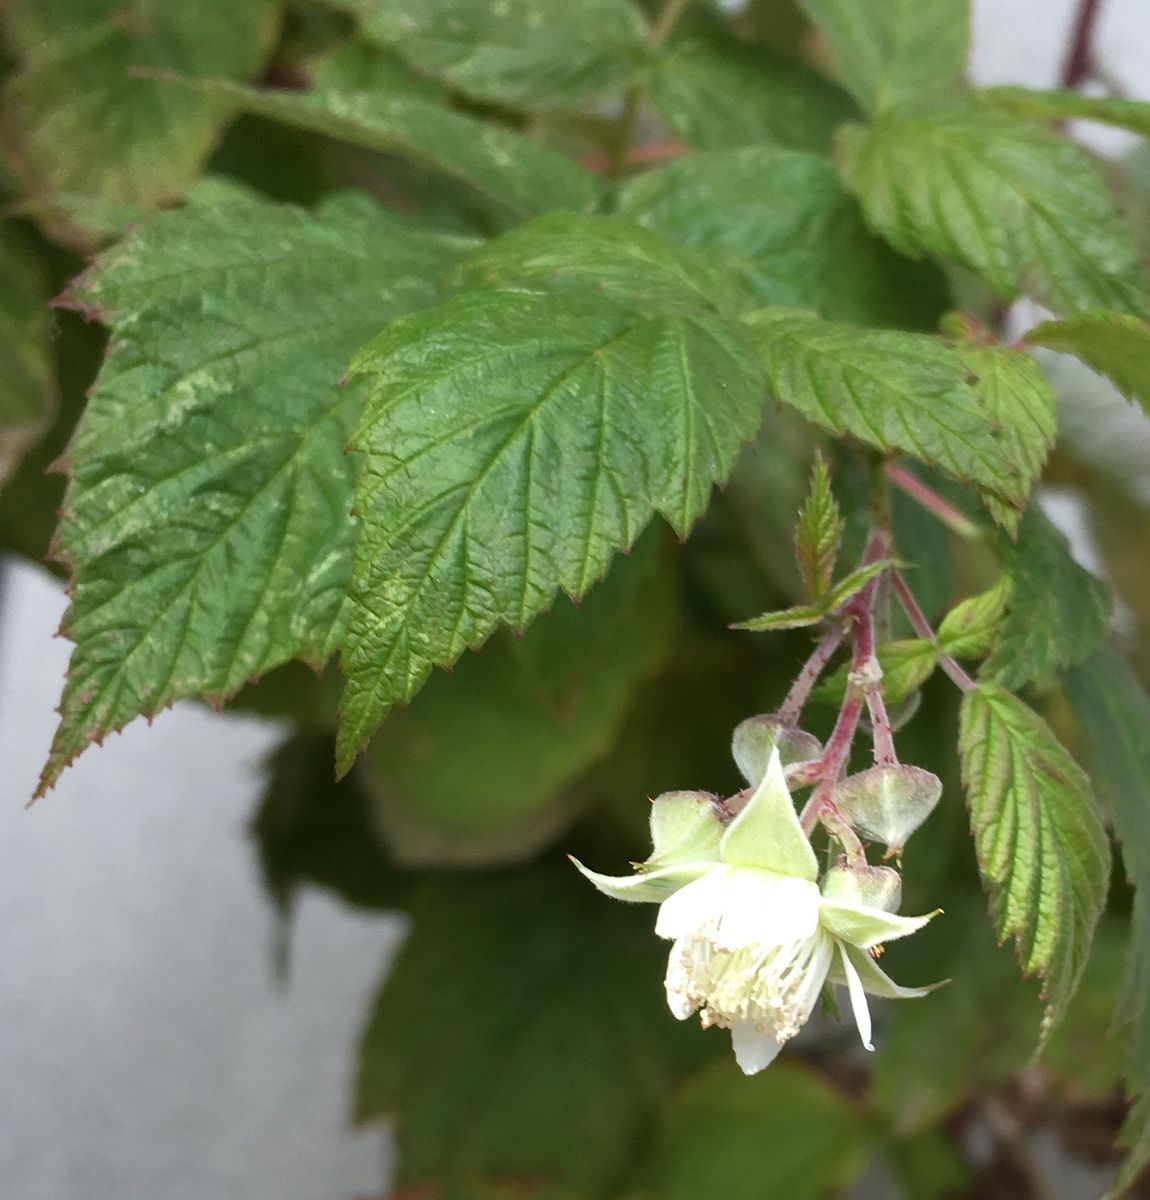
1061,0,1105,89
884,463,982,540
776,624,846,726
605,0,688,179
799,530,891,832
891,571,977,692
855,604,897,766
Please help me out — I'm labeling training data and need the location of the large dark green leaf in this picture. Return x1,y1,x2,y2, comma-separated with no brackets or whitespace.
338,0,648,109
839,108,1150,317
799,0,969,114
1,0,279,241
337,216,765,769
615,145,947,329
38,185,473,795
750,308,1053,515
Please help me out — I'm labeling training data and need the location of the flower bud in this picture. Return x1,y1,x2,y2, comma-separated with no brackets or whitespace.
831,764,942,853
822,863,903,913
732,716,822,787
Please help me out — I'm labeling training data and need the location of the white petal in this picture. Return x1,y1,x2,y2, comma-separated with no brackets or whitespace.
838,941,874,1052
828,942,947,1000
720,749,819,881
655,869,727,939
730,1021,784,1074
663,937,699,1020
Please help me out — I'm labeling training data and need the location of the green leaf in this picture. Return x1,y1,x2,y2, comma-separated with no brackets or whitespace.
252,732,409,918
37,185,473,795
1062,647,1150,1196
179,77,600,221
838,108,1150,318
646,18,856,156
355,866,706,1197
937,575,1011,659
1,0,279,241
733,558,894,631
814,638,937,707
750,308,1051,511
958,683,1110,1036
985,509,1110,689
337,0,647,110
794,451,843,602
337,220,765,770
1025,310,1150,414
799,0,969,115
0,224,55,487
979,85,1150,137
356,533,677,866
639,1059,867,1200
453,212,744,314
614,145,948,330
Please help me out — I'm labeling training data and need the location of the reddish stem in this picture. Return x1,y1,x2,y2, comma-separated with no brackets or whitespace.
891,571,977,692
884,463,981,540
776,624,847,726
1061,0,1105,89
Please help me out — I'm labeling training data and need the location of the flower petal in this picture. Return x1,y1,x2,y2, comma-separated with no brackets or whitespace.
654,867,821,947
827,941,947,999
818,898,939,949
720,748,818,880
730,1021,785,1074
838,941,874,1051
664,937,700,1020
647,791,724,869
569,856,710,903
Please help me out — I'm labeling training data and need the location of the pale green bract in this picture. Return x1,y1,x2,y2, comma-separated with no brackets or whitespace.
572,748,939,1073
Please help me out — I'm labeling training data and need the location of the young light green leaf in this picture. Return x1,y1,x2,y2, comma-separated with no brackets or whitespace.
639,1059,867,1200
0,224,55,487
839,109,1150,318
356,534,676,867
750,308,1049,511
355,868,704,1196
614,145,948,330
175,77,600,221
1,0,278,242
1025,311,1150,415
733,559,894,631
338,228,765,769
985,509,1110,689
815,639,937,707
799,0,969,115
37,185,473,795
794,451,843,602
1062,647,1150,1197
646,16,856,156
337,0,647,110
937,576,1012,659
979,85,1150,137
958,683,1110,1037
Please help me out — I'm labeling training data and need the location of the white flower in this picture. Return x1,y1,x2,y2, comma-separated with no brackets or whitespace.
571,751,940,1074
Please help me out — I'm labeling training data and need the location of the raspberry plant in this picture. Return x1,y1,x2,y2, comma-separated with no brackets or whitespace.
3,0,1150,1195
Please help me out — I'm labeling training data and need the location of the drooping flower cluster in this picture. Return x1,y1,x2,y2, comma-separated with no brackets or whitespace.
572,749,939,1073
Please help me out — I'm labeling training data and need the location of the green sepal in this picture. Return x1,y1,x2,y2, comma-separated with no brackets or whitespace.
819,899,939,949
720,749,818,881
647,790,725,870
827,941,945,999
569,856,711,904
731,716,821,787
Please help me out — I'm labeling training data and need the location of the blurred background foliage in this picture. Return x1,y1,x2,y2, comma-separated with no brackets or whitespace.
1,0,1149,1196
